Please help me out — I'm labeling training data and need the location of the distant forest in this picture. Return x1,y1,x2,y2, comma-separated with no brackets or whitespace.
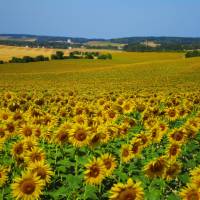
1,34,200,52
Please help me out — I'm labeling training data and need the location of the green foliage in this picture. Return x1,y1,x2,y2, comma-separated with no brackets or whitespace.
185,50,200,58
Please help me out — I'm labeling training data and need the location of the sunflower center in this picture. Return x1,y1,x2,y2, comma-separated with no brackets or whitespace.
104,159,112,169
20,179,36,195
118,188,136,200
74,129,87,141
160,124,166,131
172,131,184,141
170,145,178,156
151,160,165,173
58,132,68,141
166,165,178,176
122,149,129,157
187,191,200,200
23,127,32,137
91,134,100,144
169,110,176,117
14,144,24,154
34,167,47,179
31,153,42,162
89,165,100,178
132,144,139,154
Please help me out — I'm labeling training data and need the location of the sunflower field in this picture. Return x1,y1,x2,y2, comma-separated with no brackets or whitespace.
0,51,200,199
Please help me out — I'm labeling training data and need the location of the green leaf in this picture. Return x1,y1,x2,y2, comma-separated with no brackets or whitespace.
84,185,98,200
167,193,180,200
114,170,128,182
66,174,82,189
146,188,161,200
179,174,190,184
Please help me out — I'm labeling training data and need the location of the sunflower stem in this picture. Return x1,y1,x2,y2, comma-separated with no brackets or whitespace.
55,145,58,166
98,183,102,194
2,188,4,199
75,149,78,176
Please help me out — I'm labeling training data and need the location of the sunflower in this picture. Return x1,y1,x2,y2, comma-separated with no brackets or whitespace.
149,126,164,143
25,148,45,164
166,142,181,159
20,124,34,138
23,138,38,152
168,128,186,144
42,130,53,143
11,172,45,200
84,157,105,185
122,100,135,114
120,144,133,163
55,128,69,145
6,121,16,137
69,124,90,147
0,109,11,121
144,157,167,179
89,133,101,148
144,117,157,130
165,161,181,181
28,161,54,185
184,125,198,139
12,141,25,158
0,166,9,187
134,132,150,148
157,121,168,134
109,178,144,200
165,107,178,121
130,140,142,157
100,153,117,176
179,184,200,200
117,124,129,138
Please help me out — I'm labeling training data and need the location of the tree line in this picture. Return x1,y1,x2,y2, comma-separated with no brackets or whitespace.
0,51,112,64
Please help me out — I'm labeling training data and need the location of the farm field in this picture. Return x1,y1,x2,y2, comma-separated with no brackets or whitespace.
0,51,200,199
0,45,70,62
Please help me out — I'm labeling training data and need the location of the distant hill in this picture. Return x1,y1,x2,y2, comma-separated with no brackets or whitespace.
1,34,200,51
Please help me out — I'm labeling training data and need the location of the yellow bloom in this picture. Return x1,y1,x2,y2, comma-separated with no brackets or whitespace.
165,161,181,181
144,157,167,179
84,157,106,185
12,172,45,200
179,184,200,200
109,178,144,200
0,166,9,187
120,144,133,163
100,153,117,177
69,124,90,147
28,161,54,185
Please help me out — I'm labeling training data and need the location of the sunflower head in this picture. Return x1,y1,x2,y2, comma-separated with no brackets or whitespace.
69,124,90,147
165,161,181,181
179,184,200,200
84,157,106,185
28,161,54,185
120,144,133,163
144,157,167,179
109,178,144,200
11,172,45,200
100,153,117,176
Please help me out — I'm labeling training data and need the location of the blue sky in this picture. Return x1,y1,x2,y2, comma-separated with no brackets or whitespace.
0,0,200,38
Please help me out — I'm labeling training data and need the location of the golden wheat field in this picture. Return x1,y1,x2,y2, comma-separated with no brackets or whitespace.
0,49,200,200
0,45,70,61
